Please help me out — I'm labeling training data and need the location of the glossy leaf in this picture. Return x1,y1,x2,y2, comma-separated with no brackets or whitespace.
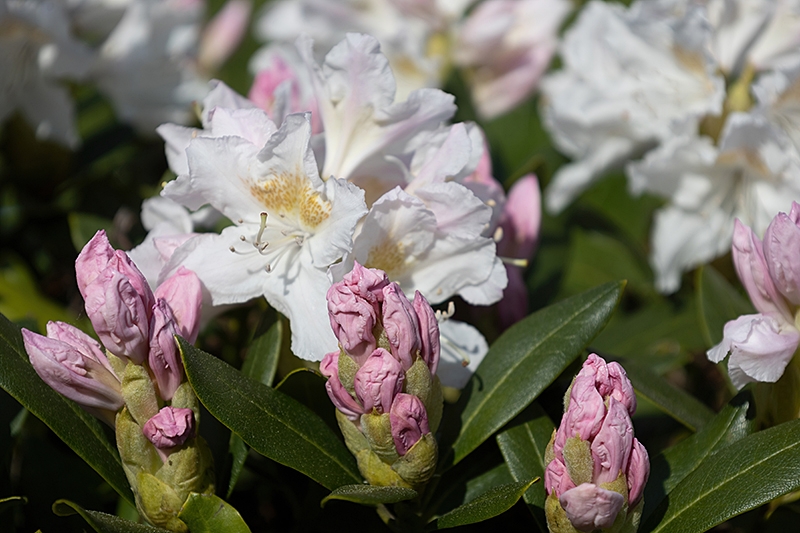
643,418,800,533
0,313,133,504
434,479,537,529
461,463,516,506
177,493,251,533
447,281,623,467
227,320,283,497
321,485,417,507
643,392,755,522
496,403,554,531
612,356,713,432
52,500,166,532
696,265,753,347
275,369,338,433
179,339,361,490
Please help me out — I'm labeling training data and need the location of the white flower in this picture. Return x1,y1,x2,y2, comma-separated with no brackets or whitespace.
0,0,94,147
91,0,208,133
541,0,725,213
160,108,367,359
628,113,800,292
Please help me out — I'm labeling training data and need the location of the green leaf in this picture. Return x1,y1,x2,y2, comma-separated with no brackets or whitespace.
52,500,166,532
0,496,26,515
643,418,800,533
611,356,714,432
643,392,755,522
462,463,516,506
496,403,554,531
321,485,417,507
434,479,537,530
227,320,283,497
241,320,282,387
696,265,754,347
179,338,361,490
0,313,133,504
177,493,251,533
275,369,338,433
447,281,623,466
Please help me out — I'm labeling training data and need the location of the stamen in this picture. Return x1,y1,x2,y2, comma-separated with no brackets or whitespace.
493,226,504,243
435,301,455,322
501,257,528,268
487,199,496,207
441,336,471,367
239,235,246,241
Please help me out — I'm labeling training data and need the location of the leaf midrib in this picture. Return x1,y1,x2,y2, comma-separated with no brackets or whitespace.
651,436,800,533
196,364,361,484
455,287,612,460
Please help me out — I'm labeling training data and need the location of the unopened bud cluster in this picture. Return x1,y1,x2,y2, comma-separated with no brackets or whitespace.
321,262,443,489
22,231,213,531
544,354,649,533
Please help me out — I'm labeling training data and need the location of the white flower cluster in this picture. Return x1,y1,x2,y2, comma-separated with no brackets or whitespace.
542,0,800,293
0,0,247,147
144,34,540,377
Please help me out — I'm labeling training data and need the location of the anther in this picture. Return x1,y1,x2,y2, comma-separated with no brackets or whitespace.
493,227,504,243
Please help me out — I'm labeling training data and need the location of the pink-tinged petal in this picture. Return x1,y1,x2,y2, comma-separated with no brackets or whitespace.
554,374,605,454
413,291,440,375
627,438,650,507
148,300,183,401
710,313,800,389
353,348,404,414
142,406,196,449
84,268,151,363
155,267,203,343
498,174,541,260
763,207,800,305
606,361,637,415
590,397,634,485
45,321,115,376
198,0,252,73
545,456,575,497
323,358,364,422
75,230,115,295
559,483,625,532
23,329,123,415
732,219,791,319
381,282,421,370
390,393,429,456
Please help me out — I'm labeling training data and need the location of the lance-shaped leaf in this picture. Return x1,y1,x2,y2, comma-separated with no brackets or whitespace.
321,485,417,507
696,265,753,347
643,418,800,533
496,403,554,532
227,319,283,497
178,338,361,490
611,355,714,431
435,479,537,529
446,281,623,466
177,493,252,533
53,499,167,532
0,313,133,504
643,392,755,522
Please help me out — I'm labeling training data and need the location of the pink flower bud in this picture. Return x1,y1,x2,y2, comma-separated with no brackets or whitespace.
559,483,625,532
381,283,421,370
23,325,123,421
590,398,634,485
732,219,791,320
544,455,575,496
76,231,155,362
763,202,800,306
197,0,252,74
148,300,183,401
390,393,429,456
155,267,203,343
354,348,404,414
627,438,650,507
142,406,196,449
553,373,605,456
320,351,364,421
327,263,389,365
413,291,440,375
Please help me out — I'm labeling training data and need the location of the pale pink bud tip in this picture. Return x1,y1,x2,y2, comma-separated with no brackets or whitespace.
143,407,196,449
390,393,429,456
413,291,440,375
381,282,421,370
155,267,203,343
354,348,404,414
148,300,183,401
560,483,625,531
627,438,650,506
